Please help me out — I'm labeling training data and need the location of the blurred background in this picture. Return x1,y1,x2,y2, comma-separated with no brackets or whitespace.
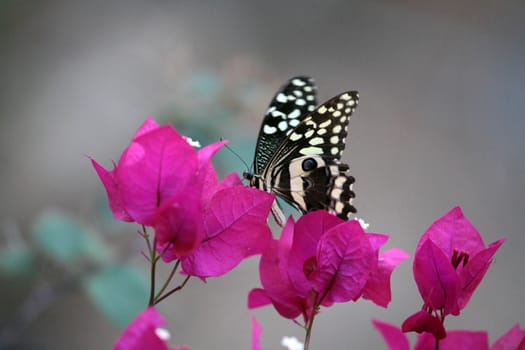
1,0,524,349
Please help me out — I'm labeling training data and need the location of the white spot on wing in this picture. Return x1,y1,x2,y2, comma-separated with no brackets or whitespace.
299,146,323,155
264,125,277,134
292,78,306,86
276,93,287,103
309,137,324,145
289,132,302,141
319,119,331,128
289,109,301,119
289,119,300,127
278,121,288,131
295,99,306,106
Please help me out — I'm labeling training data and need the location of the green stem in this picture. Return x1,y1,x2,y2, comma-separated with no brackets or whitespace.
146,227,157,307
153,260,180,301
154,275,191,305
303,308,317,350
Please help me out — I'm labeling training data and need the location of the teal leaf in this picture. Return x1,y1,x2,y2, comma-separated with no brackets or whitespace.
83,264,149,328
33,210,88,264
81,229,113,264
0,245,34,276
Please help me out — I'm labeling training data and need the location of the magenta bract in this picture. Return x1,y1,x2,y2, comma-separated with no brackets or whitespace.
92,118,274,277
249,211,408,322
113,308,170,350
413,206,506,317
92,118,200,225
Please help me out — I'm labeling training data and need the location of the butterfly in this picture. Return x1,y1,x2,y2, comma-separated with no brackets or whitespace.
243,76,359,225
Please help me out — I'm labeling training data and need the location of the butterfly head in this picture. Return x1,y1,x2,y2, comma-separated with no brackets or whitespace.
242,171,261,189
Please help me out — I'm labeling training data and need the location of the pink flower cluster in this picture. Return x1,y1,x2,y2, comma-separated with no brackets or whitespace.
91,119,521,349
374,207,522,349
248,211,409,323
91,118,273,278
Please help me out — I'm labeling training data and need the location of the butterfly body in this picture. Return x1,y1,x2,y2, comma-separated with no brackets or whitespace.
244,76,358,223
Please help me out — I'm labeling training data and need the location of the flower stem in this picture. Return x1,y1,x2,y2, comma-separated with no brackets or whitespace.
144,226,157,307
154,275,191,305
153,260,180,302
303,310,316,350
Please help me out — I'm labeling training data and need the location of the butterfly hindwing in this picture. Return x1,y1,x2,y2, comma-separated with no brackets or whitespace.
253,76,317,174
274,155,356,219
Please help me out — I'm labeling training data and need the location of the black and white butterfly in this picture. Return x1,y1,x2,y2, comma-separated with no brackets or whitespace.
243,76,358,225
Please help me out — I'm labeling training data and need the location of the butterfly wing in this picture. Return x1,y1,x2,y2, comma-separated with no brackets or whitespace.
252,76,318,175
263,91,359,220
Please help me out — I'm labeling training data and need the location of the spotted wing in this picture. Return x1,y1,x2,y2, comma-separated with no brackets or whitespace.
264,91,359,220
252,76,318,175
265,91,358,173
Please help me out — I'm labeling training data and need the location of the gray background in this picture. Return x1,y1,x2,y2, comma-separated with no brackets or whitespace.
1,0,524,349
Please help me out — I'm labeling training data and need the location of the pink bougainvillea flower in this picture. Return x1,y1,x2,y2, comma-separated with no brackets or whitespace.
92,118,201,225
114,307,188,350
401,310,446,340
92,118,274,277
375,320,524,350
248,211,408,323
151,139,228,257
248,218,310,320
179,183,274,278
403,206,506,339
361,235,411,308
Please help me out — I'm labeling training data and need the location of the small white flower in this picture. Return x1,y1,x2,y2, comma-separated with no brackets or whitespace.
183,136,201,148
155,327,171,341
281,336,304,350
356,217,370,230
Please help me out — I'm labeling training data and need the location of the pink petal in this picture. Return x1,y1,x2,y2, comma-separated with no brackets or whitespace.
458,237,506,309
91,159,133,222
314,220,375,304
288,211,343,296
413,240,460,316
252,218,306,320
116,125,198,225
153,192,205,261
247,288,273,309
418,206,485,258
372,320,410,350
251,316,263,350
363,248,410,307
133,118,161,139
113,307,169,350
198,140,227,168
402,310,446,340
491,324,525,350
181,187,273,277
415,329,489,350
198,140,229,205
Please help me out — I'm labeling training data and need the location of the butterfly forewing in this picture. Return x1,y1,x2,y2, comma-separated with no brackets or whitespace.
264,91,359,177
253,76,318,174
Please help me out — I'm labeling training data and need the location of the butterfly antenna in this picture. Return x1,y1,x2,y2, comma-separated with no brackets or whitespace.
220,138,251,172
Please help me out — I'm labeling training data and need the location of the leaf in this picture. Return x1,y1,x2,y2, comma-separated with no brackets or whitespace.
33,210,89,264
83,264,149,328
0,245,34,276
